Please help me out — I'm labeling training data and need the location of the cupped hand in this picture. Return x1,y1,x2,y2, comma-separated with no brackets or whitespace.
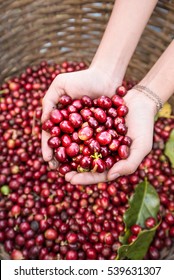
41,67,120,169
42,69,157,185
65,89,157,185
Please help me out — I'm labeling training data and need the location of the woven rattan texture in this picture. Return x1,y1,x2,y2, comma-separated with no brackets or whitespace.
0,0,174,82
0,0,174,260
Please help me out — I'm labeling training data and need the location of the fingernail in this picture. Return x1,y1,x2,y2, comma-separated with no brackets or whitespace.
49,159,58,169
108,173,120,181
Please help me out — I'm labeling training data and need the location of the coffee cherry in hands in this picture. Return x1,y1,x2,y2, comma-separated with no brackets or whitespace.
42,89,131,175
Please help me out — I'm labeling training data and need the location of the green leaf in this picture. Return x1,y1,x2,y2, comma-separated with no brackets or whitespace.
123,180,160,230
117,222,160,260
164,129,174,168
117,180,160,260
119,229,130,244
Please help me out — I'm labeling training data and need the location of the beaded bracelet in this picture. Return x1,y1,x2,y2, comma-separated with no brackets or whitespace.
133,84,163,112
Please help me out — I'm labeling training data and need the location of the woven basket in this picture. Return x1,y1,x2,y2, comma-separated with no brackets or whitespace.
0,0,174,260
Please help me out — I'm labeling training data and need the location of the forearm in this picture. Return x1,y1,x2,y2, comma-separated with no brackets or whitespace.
140,40,174,104
91,0,158,82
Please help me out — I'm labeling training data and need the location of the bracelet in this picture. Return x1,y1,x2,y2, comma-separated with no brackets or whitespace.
133,84,163,112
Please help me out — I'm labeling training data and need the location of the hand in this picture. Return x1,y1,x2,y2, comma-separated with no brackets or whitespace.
66,89,156,184
41,67,121,168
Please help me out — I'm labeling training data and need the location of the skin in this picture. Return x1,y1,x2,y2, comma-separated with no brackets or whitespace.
41,0,174,185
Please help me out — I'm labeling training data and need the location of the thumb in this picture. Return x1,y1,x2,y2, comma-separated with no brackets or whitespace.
41,78,65,123
41,77,65,162
41,99,56,123
107,137,152,181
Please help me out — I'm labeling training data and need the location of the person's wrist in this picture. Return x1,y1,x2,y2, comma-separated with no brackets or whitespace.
133,84,163,112
124,88,157,116
89,63,124,96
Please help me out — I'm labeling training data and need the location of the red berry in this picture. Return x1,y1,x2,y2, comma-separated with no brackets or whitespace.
71,132,81,144
104,233,114,245
100,197,109,209
78,126,93,141
86,248,97,260
112,95,125,107
11,249,24,260
10,205,21,217
88,117,99,128
92,158,106,173
169,227,174,237
105,116,114,129
100,146,109,157
66,142,80,157
94,108,107,123
80,108,93,121
117,105,128,117
80,156,92,170
66,232,78,244
82,146,91,156
81,95,93,107
107,107,117,118
116,85,127,97
50,109,63,124
121,136,132,147
114,117,125,127
107,129,118,138
60,109,69,119
44,228,58,240
67,105,77,114
96,131,112,146
145,217,156,229
61,134,72,147
97,96,112,109
59,94,72,106
130,224,141,235
72,99,83,110
73,154,83,164
69,113,83,128
128,235,137,244
48,136,61,148
109,139,120,151
66,250,78,260
148,246,160,260
60,120,74,134
50,126,61,136
107,184,117,196
55,146,67,162
59,163,72,175
116,123,128,135
165,213,174,225
101,247,112,258
42,119,54,132
105,156,115,169
9,82,20,91
88,139,101,153
118,145,130,159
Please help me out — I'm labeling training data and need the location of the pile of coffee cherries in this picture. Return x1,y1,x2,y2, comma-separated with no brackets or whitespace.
0,61,174,260
43,90,131,175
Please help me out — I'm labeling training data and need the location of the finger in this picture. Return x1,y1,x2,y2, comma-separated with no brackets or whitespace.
65,171,77,182
107,137,152,181
41,79,65,123
65,171,108,185
41,99,56,123
41,130,53,161
48,158,59,170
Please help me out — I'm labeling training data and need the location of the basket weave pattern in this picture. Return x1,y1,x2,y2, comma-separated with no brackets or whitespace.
0,0,174,260
0,0,174,82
